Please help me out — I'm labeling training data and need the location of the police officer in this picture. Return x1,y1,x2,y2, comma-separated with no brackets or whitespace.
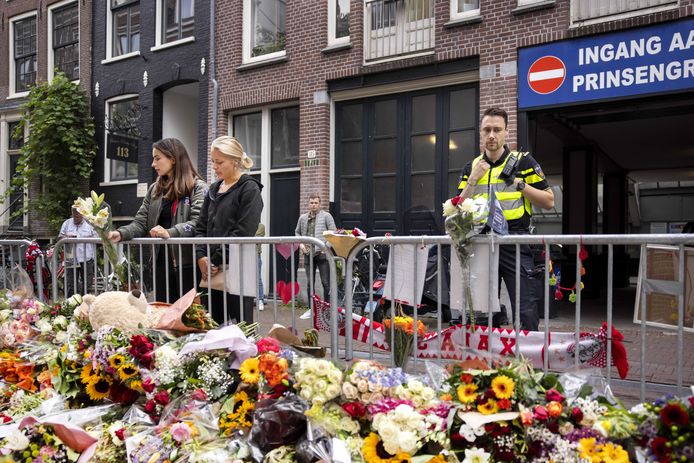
458,107,554,331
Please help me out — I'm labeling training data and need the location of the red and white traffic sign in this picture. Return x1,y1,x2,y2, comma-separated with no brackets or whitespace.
527,56,566,94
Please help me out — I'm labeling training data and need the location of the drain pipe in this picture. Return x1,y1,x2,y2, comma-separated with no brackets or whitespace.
209,0,219,161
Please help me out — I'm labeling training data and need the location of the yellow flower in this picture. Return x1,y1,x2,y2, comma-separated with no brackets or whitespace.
118,363,138,380
598,443,629,463
239,357,260,384
456,383,478,404
83,350,91,360
426,455,447,463
491,375,515,400
109,355,125,369
80,364,96,384
477,399,498,415
361,433,411,463
578,438,598,460
129,380,143,392
86,376,112,401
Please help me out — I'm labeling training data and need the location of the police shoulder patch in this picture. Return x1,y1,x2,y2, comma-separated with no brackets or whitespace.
534,164,545,179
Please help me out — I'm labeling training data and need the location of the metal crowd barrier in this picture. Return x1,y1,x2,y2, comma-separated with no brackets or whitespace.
0,239,45,302
51,237,342,360
342,234,694,402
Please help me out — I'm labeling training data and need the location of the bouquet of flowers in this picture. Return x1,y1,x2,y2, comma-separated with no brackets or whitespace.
292,357,343,406
383,312,426,370
323,227,367,258
442,195,489,328
632,394,694,462
341,359,407,404
73,191,137,290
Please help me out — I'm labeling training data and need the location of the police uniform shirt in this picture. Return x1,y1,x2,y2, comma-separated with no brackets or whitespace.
457,147,549,231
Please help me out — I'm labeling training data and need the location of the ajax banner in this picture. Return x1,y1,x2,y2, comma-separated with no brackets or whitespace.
518,18,694,109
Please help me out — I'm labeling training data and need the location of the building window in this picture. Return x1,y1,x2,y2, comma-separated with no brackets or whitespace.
109,0,140,58
105,97,140,183
232,106,299,170
50,2,79,81
161,0,195,44
5,121,25,230
328,0,350,45
11,14,37,95
518,0,546,5
244,0,286,61
571,0,677,25
451,0,480,20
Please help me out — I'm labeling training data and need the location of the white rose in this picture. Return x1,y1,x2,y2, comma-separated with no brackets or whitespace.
342,383,358,400
356,380,368,393
460,198,476,213
53,315,68,328
397,430,419,455
442,199,458,217
315,360,330,376
325,384,341,400
299,387,313,401
412,397,424,408
4,429,30,450
361,392,372,403
421,387,435,402
36,319,52,334
370,392,384,403
409,380,423,393
327,369,342,384
368,381,382,393
313,379,328,393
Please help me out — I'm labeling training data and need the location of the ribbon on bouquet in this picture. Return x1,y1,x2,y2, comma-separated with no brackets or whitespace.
312,296,629,379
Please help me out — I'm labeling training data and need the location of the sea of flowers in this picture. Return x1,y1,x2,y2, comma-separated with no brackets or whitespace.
0,287,692,463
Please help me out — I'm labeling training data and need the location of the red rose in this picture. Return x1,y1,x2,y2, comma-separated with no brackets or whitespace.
142,378,155,393
115,428,126,441
154,390,170,405
533,405,549,421
451,196,462,206
460,373,474,384
497,399,511,410
545,388,564,403
571,406,584,423
0,415,11,423
144,399,156,414
342,401,367,419
650,437,671,459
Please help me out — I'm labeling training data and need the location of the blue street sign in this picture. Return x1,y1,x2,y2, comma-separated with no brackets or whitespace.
518,18,694,109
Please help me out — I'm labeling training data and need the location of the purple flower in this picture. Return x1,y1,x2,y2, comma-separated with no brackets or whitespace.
367,397,414,415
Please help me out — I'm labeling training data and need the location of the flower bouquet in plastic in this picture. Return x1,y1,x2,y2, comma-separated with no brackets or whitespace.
323,227,367,258
73,191,138,290
383,310,426,370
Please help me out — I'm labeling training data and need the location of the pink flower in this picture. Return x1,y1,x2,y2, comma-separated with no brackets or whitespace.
545,388,564,403
256,337,281,354
141,378,155,393
144,400,156,414
533,405,549,421
520,409,534,426
170,422,193,443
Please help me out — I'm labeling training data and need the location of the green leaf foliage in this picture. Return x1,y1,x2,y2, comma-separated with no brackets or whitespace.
2,73,96,234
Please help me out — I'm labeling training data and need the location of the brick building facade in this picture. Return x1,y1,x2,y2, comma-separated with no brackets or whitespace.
0,0,91,238
212,0,694,241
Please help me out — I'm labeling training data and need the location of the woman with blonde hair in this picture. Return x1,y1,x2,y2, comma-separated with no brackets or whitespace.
109,138,207,302
195,136,263,324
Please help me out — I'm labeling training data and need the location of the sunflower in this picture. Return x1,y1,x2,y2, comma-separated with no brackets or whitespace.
362,433,411,463
478,399,498,415
80,364,97,384
118,363,139,380
456,383,478,404
109,354,125,370
426,456,447,463
86,375,112,401
239,357,260,384
129,380,143,392
491,375,515,399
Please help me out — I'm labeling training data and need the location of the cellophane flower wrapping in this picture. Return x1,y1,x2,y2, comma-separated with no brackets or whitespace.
249,395,308,457
442,196,489,328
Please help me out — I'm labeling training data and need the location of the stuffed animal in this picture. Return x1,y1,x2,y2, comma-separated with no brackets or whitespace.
81,289,153,331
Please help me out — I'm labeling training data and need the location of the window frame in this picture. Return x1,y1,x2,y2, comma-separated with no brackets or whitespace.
328,0,350,46
153,0,196,51
48,0,80,83
104,0,141,63
8,11,38,98
242,0,287,64
0,115,28,229
102,94,140,185
517,0,546,5
450,0,481,21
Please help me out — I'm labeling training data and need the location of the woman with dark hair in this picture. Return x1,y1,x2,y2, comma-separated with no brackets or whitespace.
195,136,263,324
108,138,207,302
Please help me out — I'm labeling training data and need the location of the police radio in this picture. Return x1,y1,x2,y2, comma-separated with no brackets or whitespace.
499,152,521,186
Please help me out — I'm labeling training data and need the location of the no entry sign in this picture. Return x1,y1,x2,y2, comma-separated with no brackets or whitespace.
527,55,566,94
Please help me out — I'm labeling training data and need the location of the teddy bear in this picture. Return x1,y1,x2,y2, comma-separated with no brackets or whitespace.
80,289,155,331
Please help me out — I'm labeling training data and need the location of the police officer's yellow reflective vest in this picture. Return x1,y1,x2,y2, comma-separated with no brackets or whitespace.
457,151,535,223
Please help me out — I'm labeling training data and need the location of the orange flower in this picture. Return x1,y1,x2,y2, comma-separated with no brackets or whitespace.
547,401,563,418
